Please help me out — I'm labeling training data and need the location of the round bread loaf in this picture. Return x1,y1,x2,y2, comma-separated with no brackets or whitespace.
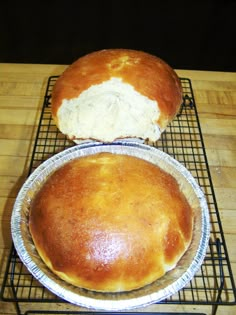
29,152,193,292
51,49,182,142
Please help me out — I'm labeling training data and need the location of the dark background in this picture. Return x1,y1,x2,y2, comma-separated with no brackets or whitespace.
1,0,236,71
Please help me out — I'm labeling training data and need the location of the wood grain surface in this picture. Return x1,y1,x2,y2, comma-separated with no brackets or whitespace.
0,63,235,315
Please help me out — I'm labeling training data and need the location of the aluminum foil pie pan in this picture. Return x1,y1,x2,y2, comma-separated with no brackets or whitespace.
11,141,210,311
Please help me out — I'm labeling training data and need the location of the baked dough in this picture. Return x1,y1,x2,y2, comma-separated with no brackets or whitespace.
51,49,182,142
29,152,194,292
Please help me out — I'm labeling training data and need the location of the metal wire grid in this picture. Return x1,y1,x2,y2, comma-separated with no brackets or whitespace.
1,77,236,314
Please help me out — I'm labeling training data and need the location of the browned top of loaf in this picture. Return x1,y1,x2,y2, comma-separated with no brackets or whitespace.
29,152,193,292
51,49,182,129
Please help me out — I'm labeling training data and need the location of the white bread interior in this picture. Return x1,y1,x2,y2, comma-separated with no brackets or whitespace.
57,78,161,142
51,49,182,142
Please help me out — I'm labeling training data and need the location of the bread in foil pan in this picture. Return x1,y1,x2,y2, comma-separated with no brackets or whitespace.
11,141,210,311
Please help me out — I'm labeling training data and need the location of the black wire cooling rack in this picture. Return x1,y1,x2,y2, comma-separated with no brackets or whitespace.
0,77,236,315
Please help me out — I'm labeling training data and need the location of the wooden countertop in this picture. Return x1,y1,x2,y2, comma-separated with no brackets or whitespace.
0,63,235,315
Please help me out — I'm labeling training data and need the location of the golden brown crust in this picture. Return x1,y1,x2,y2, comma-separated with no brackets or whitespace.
51,49,182,131
29,153,193,292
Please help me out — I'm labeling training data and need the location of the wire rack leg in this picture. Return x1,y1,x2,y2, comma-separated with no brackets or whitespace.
210,238,225,315
10,263,22,315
